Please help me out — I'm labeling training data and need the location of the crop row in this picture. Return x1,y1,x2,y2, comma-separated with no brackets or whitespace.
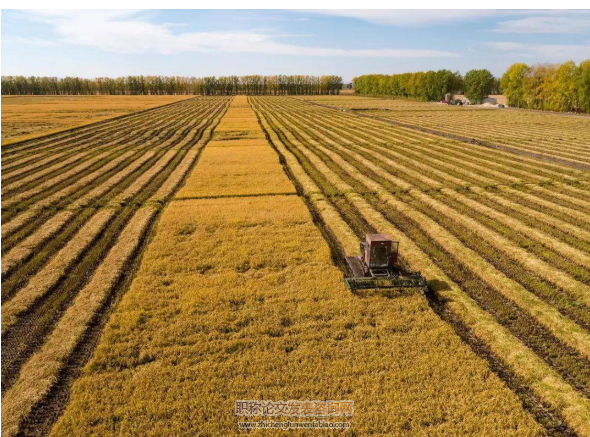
252,96,590,437
1,96,230,437
1,98,202,200
46,96,545,437
298,96,590,166
262,97,590,326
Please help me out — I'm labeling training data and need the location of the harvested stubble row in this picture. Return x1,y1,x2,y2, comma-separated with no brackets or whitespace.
1,96,230,437
251,95,590,436
1,94,192,145
1,97,196,174
298,95,590,168
47,96,542,436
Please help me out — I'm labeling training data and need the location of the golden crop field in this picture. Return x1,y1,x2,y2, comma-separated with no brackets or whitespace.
44,97,542,436
298,95,590,169
1,95,192,145
251,96,590,436
2,94,590,437
1,96,230,436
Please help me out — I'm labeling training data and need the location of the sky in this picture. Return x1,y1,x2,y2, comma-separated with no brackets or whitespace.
2,9,590,81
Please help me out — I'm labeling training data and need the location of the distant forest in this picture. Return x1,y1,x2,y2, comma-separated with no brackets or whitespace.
0,75,343,96
354,60,590,113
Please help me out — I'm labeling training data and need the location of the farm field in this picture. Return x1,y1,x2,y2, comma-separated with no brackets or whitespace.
1,96,230,437
298,95,590,169
251,95,590,436
1,95,192,145
46,96,543,436
2,94,590,437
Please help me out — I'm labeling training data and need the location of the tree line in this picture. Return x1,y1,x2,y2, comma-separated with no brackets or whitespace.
1,75,343,96
353,69,501,104
501,61,590,113
353,60,590,113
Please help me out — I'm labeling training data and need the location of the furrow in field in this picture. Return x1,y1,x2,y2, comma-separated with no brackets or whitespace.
0,108,223,300
279,102,590,358
1,98,230,393
287,119,590,391
1,153,92,195
0,98,229,437
0,150,138,275
1,103,220,243
271,100,590,298
443,189,590,269
343,104,590,168
0,99,198,175
503,186,590,227
309,99,590,178
1,98,196,160
1,209,116,334
1,101,210,203
281,98,585,185
252,96,590,437
1,206,158,437
472,187,590,245
46,95,548,437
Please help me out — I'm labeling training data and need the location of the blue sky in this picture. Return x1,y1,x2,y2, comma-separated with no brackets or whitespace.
2,9,589,81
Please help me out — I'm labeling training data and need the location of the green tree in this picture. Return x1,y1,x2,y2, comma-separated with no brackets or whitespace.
464,69,495,104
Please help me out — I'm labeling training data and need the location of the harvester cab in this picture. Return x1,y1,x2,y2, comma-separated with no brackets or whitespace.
361,234,398,276
344,234,427,294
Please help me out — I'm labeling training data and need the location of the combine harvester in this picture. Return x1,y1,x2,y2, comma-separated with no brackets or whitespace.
344,234,428,294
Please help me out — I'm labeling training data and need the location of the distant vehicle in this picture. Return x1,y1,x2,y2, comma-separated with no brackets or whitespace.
344,234,427,293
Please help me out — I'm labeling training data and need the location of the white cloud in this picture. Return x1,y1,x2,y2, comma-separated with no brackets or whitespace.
22,10,457,58
3,36,60,47
494,16,590,34
485,42,527,51
485,41,590,60
305,9,590,34
305,9,499,26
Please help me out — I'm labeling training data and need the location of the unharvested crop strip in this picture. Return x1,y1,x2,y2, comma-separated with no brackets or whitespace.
172,192,299,201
